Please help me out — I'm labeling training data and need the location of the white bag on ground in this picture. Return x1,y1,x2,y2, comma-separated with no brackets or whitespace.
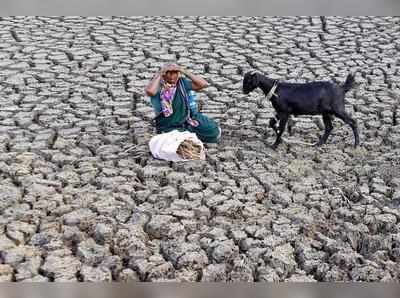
149,130,206,161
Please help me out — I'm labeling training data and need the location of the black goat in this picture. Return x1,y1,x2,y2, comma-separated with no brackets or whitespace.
243,71,360,149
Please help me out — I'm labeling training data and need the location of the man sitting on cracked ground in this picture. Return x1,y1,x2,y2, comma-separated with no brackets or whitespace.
145,63,221,143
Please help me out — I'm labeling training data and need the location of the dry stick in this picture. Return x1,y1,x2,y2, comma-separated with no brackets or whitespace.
177,147,199,159
177,140,202,159
123,145,147,153
123,145,138,153
330,187,352,207
123,145,148,159
181,143,201,156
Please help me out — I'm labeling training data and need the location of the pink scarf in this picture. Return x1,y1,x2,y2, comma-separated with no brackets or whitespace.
160,81,177,117
159,79,199,127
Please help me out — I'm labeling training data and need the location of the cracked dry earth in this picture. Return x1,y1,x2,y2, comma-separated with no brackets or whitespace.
0,16,400,282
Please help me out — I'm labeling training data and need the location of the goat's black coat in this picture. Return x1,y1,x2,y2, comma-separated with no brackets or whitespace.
243,71,360,149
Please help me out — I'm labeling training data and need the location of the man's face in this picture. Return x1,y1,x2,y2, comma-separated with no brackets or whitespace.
164,70,180,84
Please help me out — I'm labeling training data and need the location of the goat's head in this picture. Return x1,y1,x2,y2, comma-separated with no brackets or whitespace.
243,71,260,94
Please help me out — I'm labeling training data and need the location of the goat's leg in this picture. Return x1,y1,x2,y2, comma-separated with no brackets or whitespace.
271,113,289,150
287,116,295,136
316,114,334,146
269,117,278,135
334,111,360,147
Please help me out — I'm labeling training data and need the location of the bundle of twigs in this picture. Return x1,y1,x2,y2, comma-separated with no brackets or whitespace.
176,139,203,160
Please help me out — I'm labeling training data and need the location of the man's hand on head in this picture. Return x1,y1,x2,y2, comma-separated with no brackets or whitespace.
163,63,180,71
179,66,189,76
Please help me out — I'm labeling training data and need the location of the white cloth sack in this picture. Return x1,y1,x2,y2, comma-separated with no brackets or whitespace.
149,130,206,161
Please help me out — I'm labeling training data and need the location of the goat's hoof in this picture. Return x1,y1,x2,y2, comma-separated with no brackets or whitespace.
271,144,279,150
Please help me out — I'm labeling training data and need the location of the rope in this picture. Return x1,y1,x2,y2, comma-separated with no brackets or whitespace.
220,123,317,146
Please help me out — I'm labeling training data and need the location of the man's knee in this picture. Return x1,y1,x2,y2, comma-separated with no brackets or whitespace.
206,126,221,143
216,126,222,141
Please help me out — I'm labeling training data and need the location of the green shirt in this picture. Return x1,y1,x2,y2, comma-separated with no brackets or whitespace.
151,78,193,131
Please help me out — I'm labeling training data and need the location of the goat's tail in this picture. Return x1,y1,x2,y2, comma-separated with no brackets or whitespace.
342,73,355,93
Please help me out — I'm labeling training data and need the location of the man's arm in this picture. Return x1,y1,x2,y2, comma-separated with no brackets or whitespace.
145,72,162,97
181,68,209,91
